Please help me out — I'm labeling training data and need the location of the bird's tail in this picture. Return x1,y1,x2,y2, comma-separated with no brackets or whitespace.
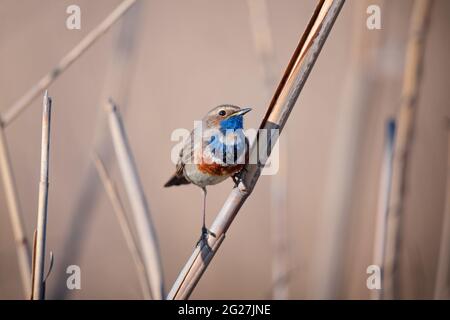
164,173,191,187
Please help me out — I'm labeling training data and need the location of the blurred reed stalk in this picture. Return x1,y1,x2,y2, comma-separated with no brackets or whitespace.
0,0,137,126
54,2,142,299
93,153,152,299
311,0,385,299
371,120,396,300
247,0,290,299
0,0,137,300
0,127,31,297
31,91,52,300
106,100,165,300
383,0,434,299
434,125,450,299
168,0,345,300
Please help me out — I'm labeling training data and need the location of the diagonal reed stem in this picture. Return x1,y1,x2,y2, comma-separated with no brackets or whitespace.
52,3,141,299
167,0,345,300
106,99,165,300
93,153,152,299
0,0,137,127
0,127,31,298
31,91,52,300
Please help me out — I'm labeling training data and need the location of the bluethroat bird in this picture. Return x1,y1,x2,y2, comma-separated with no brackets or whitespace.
164,105,252,244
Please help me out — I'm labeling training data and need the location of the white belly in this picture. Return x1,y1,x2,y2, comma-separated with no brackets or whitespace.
184,163,229,187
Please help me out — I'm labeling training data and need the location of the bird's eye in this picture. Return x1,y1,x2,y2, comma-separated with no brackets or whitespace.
218,110,226,116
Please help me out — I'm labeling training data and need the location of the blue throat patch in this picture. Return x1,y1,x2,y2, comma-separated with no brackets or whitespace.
219,115,243,133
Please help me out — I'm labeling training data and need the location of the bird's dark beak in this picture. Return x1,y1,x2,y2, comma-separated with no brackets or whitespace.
230,108,252,117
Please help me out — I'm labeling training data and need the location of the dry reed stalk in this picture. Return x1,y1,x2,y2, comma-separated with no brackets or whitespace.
383,0,434,299
167,0,345,300
434,126,450,299
53,3,142,299
0,128,31,297
247,0,289,299
93,153,152,299
106,100,165,300
371,120,396,300
0,0,137,127
31,91,52,300
246,0,277,87
310,0,386,299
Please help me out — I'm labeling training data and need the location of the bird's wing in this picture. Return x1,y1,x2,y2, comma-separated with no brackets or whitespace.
163,131,193,187
180,125,206,167
165,126,207,187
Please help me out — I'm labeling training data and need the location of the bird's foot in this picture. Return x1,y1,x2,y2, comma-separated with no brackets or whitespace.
196,226,216,247
232,167,247,188
232,175,239,188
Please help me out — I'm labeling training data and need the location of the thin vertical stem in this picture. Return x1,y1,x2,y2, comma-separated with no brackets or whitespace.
383,0,434,299
247,0,289,299
31,91,52,300
107,100,165,300
311,0,386,299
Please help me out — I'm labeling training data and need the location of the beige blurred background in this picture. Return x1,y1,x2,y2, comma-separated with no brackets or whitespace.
0,0,449,299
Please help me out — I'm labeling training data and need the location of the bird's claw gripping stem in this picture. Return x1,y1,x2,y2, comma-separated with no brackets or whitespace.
197,226,216,247
232,167,247,188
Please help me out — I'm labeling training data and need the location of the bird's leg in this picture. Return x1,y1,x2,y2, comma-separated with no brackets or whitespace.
201,186,208,239
197,187,215,247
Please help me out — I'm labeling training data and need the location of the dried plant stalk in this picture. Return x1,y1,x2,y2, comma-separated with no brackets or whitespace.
53,3,141,299
247,0,289,299
434,127,450,299
311,0,385,299
106,100,164,300
168,0,345,300
383,0,434,299
0,128,31,297
0,0,137,127
31,91,52,300
93,153,152,299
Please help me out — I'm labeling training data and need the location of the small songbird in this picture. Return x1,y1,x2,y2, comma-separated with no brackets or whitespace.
164,105,251,243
